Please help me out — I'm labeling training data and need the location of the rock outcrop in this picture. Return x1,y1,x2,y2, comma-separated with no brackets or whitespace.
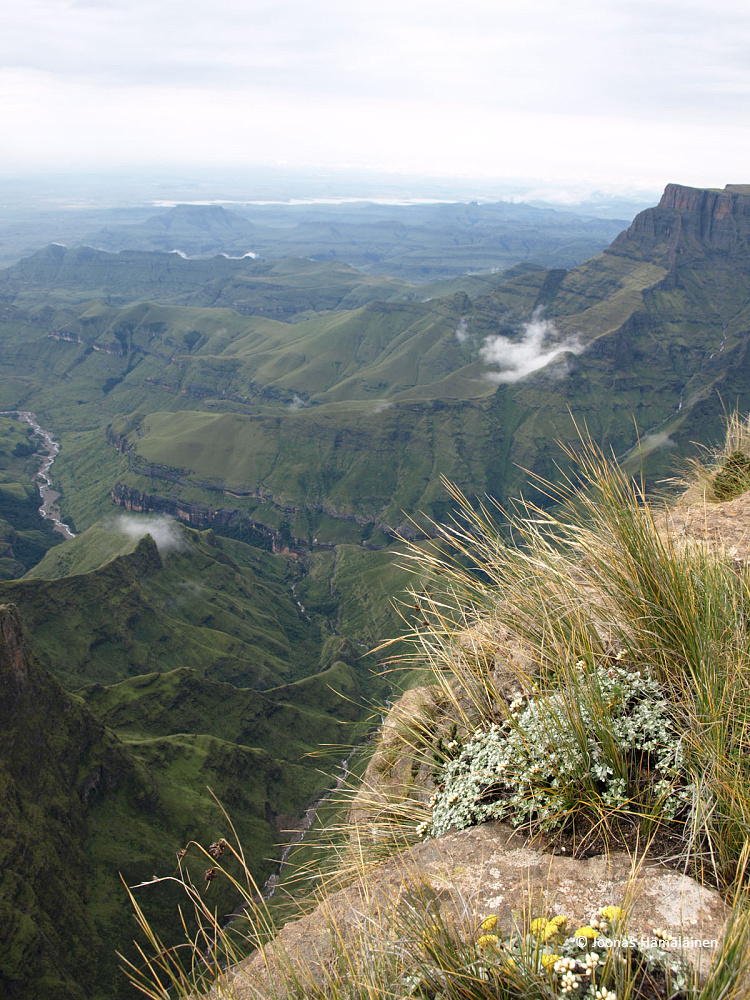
232,822,728,998
657,488,750,562
609,182,750,265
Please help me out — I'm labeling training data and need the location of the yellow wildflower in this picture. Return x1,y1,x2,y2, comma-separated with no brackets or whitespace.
480,914,498,932
542,916,567,940
574,926,598,940
530,917,549,936
541,953,562,969
599,906,623,923
501,957,517,972
477,933,500,951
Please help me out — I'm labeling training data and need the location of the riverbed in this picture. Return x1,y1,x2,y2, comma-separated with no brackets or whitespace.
0,410,75,539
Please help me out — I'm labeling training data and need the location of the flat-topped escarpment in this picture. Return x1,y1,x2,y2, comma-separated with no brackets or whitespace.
659,182,750,215
608,181,750,265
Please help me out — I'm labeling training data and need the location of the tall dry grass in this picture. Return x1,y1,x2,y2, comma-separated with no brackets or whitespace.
389,434,750,891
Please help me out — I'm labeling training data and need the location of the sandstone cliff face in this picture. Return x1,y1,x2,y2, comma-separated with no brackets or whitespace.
233,824,729,999
609,182,750,265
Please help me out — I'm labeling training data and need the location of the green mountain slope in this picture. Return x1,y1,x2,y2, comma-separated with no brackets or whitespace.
0,601,346,1000
0,518,384,998
0,243,411,318
6,522,323,689
106,183,750,530
3,183,750,547
0,603,135,1000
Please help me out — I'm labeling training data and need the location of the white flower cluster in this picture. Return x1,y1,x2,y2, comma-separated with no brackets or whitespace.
426,664,689,837
559,968,580,993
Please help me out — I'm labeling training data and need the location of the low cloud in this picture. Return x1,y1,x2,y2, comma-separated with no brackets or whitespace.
455,317,470,344
480,309,583,383
640,432,676,451
288,393,308,411
112,514,186,554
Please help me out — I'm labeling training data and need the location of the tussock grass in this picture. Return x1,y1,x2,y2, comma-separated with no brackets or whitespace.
387,432,750,892
678,409,750,502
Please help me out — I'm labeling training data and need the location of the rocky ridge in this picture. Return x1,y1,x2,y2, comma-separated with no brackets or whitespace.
233,824,728,998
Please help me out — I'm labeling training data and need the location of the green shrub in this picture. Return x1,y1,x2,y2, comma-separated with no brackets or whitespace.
426,663,689,839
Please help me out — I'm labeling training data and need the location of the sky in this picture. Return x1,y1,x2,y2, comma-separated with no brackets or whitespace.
1,0,749,199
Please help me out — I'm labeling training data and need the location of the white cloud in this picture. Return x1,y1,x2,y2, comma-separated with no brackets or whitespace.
455,317,470,344
112,513,186,554
480,309,583,383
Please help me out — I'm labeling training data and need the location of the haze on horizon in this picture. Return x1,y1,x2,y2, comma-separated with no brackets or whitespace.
2,0,750,203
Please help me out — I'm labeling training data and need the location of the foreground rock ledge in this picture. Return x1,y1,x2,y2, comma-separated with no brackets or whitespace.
231,822,728,997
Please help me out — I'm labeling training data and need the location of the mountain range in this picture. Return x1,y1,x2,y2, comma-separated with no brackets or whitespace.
2,182,748,548
1,181,750,998
0,197,628,278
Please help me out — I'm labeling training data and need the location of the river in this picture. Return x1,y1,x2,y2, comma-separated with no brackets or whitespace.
261,748,357,899
0,410,76,539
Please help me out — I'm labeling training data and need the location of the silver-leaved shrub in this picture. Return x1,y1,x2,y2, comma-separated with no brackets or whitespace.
426,664,690,838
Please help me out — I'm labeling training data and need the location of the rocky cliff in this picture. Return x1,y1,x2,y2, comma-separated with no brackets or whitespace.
609,182,750,265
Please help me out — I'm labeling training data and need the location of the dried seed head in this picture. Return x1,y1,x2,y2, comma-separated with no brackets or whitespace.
204,867,219,883
208,839,227,859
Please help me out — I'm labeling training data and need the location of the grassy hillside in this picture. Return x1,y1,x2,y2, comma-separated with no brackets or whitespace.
0,600,343,1000
2,186,750,554
0,243,411,318
0,518,395,998
7,526,320,689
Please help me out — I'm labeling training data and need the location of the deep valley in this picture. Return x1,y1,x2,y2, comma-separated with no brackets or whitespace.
2,181,750,999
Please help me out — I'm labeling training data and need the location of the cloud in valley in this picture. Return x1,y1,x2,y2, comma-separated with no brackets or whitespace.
112,514,186,554
288,393,308,411
480,309,583,383
455,317,470,344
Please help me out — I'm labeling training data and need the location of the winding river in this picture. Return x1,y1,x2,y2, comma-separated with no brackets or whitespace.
261,748,356,899
0,410,76,539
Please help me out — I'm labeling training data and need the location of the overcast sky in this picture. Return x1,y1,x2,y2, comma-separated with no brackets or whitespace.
1,0,749,197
